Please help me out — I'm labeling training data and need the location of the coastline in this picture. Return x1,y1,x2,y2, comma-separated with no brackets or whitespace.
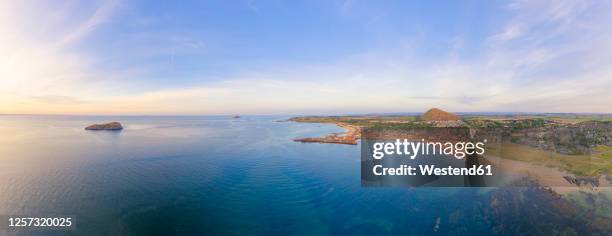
486,155,611,193
293,122,361,145
289,117,611,191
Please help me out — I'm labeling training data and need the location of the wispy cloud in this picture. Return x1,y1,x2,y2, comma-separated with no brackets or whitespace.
0,0,124,113
1,0,610,115
340,0,355,16
58,0,122,47
247,0,259,13
29,95,91,105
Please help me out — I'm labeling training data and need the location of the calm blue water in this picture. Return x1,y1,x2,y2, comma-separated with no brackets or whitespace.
0,116,604,235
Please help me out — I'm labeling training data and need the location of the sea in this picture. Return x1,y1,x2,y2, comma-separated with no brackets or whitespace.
0,115,607,235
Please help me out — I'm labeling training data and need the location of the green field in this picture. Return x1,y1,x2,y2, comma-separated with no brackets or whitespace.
488,142,612,176
595,145,612,160
463,114,612,124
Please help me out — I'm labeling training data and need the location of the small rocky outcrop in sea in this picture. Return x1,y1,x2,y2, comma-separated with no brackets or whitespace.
85,122,123,131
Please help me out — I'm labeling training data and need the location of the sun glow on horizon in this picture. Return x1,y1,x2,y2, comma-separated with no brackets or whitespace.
2,0,611,115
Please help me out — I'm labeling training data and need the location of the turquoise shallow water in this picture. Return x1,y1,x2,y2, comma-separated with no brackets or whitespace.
0,116,606,235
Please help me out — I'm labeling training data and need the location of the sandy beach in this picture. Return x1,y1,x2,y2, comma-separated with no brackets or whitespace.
293,123,361,145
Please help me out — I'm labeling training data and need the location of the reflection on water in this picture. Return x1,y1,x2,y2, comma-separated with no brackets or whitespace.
0,115,609,235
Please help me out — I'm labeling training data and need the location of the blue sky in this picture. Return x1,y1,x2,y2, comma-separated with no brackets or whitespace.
1,0,611,114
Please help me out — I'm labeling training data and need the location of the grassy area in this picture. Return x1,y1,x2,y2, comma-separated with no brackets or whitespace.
290,116,419,127
594,145,612,160
548,115,612,124
464,114,612,124
488,142,612,176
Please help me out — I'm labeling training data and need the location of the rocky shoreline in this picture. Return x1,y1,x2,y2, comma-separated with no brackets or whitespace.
293,123,361,145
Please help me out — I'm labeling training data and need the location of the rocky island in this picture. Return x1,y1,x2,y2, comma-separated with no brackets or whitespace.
85,122,123,131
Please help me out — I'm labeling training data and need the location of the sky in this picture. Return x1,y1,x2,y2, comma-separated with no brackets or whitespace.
1,0,611,115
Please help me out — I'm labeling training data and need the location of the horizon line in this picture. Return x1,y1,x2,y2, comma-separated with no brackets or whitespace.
2,111,611,117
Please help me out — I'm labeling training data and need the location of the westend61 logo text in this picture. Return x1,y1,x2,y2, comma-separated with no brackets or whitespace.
372,139,487,160
365,138,494,180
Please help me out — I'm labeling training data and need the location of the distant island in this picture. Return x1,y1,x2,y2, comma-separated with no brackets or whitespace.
85,122,123,131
